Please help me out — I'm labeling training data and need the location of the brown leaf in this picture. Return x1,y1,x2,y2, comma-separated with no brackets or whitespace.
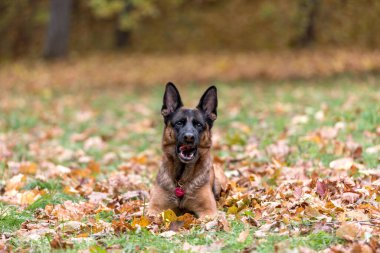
112,218,133,233
294,187,303,199
50,234,73,249
237,228,250,243
218,215,231,232
316,180,327,198
169,221,184,231
341,192,360,204
336,222,363,241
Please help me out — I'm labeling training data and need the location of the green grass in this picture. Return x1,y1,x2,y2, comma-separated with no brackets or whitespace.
0,203,33,233
256,231,341,253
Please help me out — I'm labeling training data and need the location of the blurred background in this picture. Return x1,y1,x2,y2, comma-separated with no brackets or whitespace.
2,0,380,89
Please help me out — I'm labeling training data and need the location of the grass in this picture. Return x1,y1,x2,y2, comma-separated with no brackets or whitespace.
0,203,33,233
1,74,379,252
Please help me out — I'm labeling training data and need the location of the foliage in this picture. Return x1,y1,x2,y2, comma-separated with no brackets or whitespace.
86,0,182,30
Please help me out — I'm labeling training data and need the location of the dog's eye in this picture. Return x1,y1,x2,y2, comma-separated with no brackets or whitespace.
175,121,183,127
195,122,203,128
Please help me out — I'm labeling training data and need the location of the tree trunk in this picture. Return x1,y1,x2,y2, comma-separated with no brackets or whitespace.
43,0,73,59
292,0,319,48
114,4,133,49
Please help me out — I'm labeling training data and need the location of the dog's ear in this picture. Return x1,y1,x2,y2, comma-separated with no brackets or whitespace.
161,82,183,122
197,86,217,126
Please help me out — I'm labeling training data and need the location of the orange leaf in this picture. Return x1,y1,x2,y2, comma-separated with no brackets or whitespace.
88,161,101,174
177,213,196,229
19,162,37,175
131,216,150,228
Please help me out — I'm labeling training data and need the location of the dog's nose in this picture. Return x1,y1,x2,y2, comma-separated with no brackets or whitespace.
184,133,195,143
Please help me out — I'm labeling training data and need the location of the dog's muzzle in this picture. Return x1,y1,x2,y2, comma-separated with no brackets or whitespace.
177,144,197,162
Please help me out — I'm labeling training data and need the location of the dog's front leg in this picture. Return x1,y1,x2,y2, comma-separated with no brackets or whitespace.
186,185,218,218
148,184,177,216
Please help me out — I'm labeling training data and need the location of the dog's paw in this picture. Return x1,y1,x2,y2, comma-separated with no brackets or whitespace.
146,208,160,217
198,212,218,221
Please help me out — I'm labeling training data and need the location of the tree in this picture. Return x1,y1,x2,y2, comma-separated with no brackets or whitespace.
43,0,73,59
114,3,133,48
291,0,320,48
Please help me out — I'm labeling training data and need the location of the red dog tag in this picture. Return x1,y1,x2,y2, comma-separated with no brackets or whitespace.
175,187,185,198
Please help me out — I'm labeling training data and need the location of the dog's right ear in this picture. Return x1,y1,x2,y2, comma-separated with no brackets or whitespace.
161,82,183,122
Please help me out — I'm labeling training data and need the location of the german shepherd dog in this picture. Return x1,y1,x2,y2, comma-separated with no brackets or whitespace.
148,83,227,218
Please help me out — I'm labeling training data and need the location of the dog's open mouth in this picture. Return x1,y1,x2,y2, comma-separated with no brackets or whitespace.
177,144,197,162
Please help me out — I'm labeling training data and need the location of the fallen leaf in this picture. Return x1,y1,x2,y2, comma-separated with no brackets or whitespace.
205,220,218,230
237,228,250,243
131,216,150,228
58,221,84,233
19,162,37,175
177,213,196,229
161,209,177,226
183,240,224,252
5,174,26,191
346,210,369,221
329,157,354,170
336,222,363,241
50,234,73,249
159,231,176,238
341,192,360,204
169,221,184,231
365,145,380,154
316,180,328,198
227,205,238,215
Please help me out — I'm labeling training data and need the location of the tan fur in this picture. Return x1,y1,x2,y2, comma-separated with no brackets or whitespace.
148,121,227,218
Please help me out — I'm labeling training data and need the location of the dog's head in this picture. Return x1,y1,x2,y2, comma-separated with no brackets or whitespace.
161,82,217,163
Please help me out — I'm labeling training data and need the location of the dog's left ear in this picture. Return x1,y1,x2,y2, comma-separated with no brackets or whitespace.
197,86,218,126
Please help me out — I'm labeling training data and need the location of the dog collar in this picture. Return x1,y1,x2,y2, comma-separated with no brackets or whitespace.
175,187,185,198
175,180,185,198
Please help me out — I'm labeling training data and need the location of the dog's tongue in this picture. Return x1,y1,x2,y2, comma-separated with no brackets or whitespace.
179,145,192,151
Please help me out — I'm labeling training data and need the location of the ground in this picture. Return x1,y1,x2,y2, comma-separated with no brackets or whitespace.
0,73,380,252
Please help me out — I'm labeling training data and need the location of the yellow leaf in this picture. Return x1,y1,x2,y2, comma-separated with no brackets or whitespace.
131,216,150,228
63,185,79,195
162,209,178,226
76,233,89,238
227,205,238,215
132,155,148,165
